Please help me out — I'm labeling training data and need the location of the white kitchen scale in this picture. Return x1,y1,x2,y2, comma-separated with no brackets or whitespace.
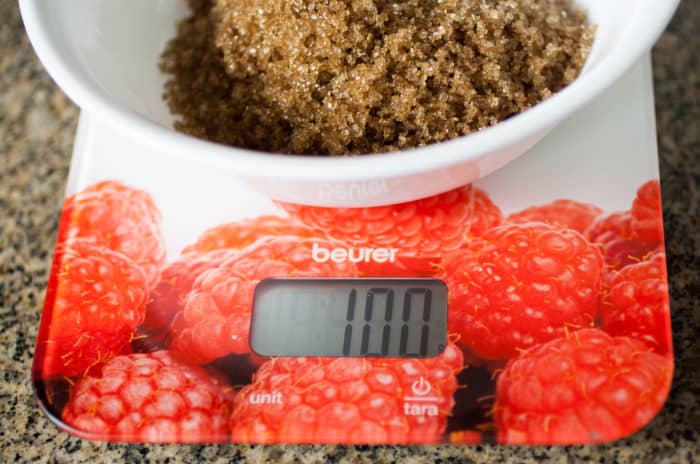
33,56,674,445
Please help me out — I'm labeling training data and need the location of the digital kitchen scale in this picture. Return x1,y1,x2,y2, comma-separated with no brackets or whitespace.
33,56,673,445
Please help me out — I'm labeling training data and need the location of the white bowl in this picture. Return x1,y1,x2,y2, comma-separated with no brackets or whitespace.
20,0,678,207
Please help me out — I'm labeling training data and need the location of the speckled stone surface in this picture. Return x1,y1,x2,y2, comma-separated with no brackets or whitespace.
1,1,698,462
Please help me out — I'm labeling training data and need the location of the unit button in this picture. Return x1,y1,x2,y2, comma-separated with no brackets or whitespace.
248,391,282,405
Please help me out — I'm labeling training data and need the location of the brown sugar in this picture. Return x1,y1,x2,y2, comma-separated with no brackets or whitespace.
160,0,594,155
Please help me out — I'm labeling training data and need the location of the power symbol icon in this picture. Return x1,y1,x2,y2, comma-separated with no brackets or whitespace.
411,377,432,396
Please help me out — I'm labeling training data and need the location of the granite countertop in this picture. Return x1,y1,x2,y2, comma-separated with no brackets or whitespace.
1,1,698,462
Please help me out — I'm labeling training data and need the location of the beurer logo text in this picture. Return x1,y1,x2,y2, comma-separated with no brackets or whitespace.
312,242,398,263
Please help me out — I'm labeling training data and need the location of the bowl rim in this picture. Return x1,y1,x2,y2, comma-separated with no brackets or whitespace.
19,0,679,182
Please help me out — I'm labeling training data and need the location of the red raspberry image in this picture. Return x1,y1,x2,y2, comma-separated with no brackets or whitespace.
62,351,233,442
585,212,659,272
280,186,502,253
601,252,671,355
229,342,463,444
449,430,484,444
631,180,664,244
494,329,673,444
442,222,604,360
144,249,239,337
506,199,603,234
182,215,314,254
170,237,358,364
35,239,149,378
279,186,502,276
57,180,166,288
464,187,503,237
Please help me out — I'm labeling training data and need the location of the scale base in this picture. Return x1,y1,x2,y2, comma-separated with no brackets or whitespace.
33,55,673,445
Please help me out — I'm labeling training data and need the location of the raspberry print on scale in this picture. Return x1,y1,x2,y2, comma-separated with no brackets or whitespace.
34,175,672,444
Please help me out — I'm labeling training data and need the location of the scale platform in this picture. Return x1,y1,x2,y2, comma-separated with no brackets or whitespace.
33,56,673,445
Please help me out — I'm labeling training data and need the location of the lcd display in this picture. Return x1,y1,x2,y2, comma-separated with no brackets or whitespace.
251,279,448,357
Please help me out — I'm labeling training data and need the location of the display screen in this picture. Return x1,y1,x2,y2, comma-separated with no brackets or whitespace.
251,279,448,357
